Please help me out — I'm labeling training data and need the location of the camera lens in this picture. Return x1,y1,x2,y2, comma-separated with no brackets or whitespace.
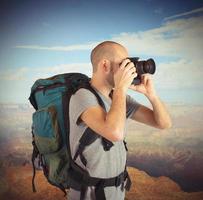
144,59,156,74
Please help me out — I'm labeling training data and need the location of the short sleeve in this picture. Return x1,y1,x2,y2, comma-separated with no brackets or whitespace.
70,88,99,124
126,94,141,119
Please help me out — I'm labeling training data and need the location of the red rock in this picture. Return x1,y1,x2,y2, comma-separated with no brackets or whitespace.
0,165,203,200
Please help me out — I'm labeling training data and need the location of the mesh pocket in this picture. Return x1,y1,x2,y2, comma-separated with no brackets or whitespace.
42,146,70,186
32,105,62,154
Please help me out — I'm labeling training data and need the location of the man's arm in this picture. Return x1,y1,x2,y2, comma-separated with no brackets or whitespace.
80,88,126,142
130,95,172,129
129,74,172,129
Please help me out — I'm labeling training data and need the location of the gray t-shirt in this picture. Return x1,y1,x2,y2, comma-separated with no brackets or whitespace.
68,88,141,200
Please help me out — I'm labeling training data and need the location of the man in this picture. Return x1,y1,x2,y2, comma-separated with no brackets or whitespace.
68,41,172,200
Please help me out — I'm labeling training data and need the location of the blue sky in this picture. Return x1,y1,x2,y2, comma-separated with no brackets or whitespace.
0,0,203,105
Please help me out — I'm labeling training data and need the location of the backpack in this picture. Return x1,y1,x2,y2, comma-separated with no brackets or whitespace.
28,72,132,200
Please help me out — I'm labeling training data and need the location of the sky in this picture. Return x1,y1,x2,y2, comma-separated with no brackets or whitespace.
0,0,203,105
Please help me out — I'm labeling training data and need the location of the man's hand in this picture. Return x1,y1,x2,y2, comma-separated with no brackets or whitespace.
114,59,137,92
129,73,157,98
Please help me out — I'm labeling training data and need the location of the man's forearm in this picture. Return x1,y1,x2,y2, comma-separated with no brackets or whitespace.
105,88,126,138
146,94,172,129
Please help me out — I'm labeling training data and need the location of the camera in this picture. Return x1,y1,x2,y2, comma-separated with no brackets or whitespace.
128,57,156,85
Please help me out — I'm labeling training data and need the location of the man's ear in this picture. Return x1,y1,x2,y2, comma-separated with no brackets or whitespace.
102,59,111,73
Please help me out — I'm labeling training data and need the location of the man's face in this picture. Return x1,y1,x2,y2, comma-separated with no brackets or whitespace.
106,48,129,88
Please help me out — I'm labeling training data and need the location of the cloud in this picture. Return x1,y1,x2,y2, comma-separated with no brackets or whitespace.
154,59,203,89
31,63,92,79
15,15,203,60
0,63,92,81
0,63,93,103
0,67,29,81
12,15,203,91
15,42,99,51
164,7,203,21
0,64,85,103
7,13,203,104
112,16,203,59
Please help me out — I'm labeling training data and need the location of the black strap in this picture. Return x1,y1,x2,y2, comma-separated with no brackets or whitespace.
31,125,39,193
29,92,38,110
69,164,131,200
69,161,130,187
125,171,132,191
73,143,87,166
95,180,106,200
73,128,114,166
102,137,114,151
31,141,39,193
80,185,88,200
123,140,128,152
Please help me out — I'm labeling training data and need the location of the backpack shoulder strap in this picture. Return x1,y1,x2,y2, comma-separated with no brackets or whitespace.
71,82,114,166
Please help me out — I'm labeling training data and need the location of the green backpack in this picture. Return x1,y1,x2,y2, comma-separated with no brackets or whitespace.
29,72,131,200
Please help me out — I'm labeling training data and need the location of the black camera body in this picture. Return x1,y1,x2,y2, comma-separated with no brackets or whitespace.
128,57,156,85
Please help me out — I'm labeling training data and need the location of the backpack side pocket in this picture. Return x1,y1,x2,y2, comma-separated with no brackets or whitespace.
32,105,62,154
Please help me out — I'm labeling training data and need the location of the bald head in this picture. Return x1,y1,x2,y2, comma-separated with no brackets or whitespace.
90,41,127,73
